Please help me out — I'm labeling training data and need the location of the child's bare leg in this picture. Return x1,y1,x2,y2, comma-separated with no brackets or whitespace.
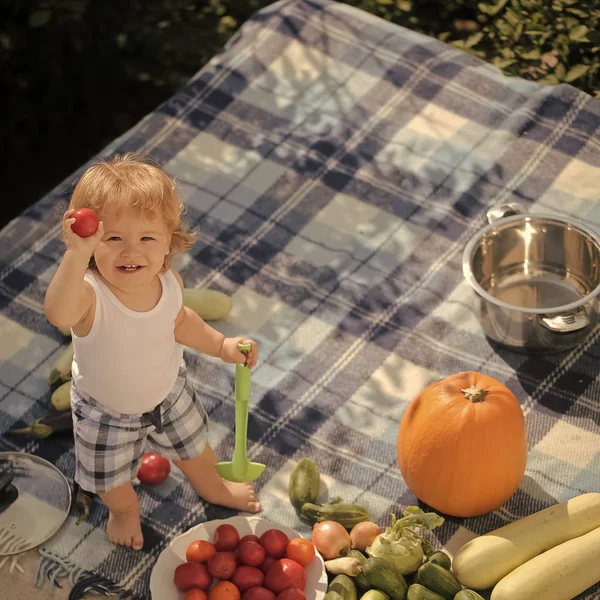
174,444,261,513
99,482,144,550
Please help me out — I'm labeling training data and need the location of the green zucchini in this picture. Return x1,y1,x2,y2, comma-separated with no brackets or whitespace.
363,557,408,600
346,550,371,589
359,591,389,600
288,458,320,511
417,563,461,600
406,568,424,587
454,591,485,600
301,501,369,528
325,574,357,600
407,584,446,600
427,551,451,570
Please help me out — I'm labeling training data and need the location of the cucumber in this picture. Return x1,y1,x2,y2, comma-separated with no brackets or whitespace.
346,550,371,590
455,591,486,600
407,584,446,600
427,551,451,570
301,501,370,528
417,563,462,600
363,557,408,600
288,458,320,511
325,574,357,600
359,591,389,600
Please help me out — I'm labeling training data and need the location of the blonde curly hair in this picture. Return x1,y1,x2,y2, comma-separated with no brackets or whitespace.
69,152,196,270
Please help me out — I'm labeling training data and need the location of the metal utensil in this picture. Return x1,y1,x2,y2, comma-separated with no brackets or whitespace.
463,203,600,352
0,452,72,556
215,343,265,483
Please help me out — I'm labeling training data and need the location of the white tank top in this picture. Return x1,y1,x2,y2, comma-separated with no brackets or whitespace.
72,269,184,414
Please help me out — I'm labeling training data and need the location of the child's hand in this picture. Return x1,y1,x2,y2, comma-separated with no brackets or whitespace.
220,338,258,368
62,209,104,257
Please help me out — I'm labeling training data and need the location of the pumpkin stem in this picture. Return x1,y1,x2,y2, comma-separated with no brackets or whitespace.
461,386,488,403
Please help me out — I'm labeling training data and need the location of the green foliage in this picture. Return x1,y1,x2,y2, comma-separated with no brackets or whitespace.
0,0,597,208
2,0,597,102
346,0,599,98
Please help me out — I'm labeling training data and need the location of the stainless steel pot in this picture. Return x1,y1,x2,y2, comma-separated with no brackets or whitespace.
462,203,600,353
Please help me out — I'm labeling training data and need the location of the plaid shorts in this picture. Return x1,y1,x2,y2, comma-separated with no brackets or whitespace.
70,365,209,494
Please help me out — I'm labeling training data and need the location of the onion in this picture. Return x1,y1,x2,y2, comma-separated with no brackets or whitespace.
312,521,351,560
349,521,382,551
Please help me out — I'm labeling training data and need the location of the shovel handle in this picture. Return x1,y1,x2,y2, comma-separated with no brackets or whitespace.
235,342,252,403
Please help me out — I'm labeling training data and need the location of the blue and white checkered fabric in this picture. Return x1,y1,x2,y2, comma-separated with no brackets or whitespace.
1,0,599,598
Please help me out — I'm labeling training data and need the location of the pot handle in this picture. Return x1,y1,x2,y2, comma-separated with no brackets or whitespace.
486,202,527,225
538,307,590,333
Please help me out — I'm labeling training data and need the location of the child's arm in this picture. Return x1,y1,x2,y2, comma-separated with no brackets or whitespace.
172,272,258,368
44,210,104,329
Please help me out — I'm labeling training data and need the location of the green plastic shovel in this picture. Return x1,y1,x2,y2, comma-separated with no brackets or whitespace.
215,343,265,483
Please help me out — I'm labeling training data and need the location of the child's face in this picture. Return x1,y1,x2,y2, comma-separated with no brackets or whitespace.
93,207,171,290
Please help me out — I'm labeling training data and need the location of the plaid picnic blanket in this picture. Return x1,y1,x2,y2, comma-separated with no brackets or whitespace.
1,0,599,597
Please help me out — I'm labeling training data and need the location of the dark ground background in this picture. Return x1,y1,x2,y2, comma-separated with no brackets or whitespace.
1,0,598,229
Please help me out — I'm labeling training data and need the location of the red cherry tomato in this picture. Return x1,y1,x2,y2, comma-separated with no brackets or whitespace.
214,524,240,551
264,559,306,594
208,551,238,580
232,565,265,591
244,586,276,600
187,540,217,563
71,208,99,238
259,555,277,576
137,452,170,485
240,534,260,544
285,539,315,567
276,590,306,600
174,563,212,591
259,530,290,559
238,540,266,567
185,590,209,600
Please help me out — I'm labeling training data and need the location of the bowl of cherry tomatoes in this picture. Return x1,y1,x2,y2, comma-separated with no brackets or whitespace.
150,516,328,600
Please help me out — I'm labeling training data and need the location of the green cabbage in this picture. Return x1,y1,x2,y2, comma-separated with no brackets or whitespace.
365,506,445,574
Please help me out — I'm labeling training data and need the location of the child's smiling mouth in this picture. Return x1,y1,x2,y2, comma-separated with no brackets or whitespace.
117,264,145,273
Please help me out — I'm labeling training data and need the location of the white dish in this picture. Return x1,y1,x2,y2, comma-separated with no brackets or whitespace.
150,516,328,600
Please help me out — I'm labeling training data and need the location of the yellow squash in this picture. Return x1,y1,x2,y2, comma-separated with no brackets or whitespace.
452,492,600,589
490,525,600,600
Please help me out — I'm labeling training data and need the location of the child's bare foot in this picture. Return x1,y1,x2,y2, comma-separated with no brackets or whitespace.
106,505,144,550
174,445,262,513
206,479,262,513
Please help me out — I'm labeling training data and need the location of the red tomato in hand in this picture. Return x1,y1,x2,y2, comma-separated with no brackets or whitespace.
244,587,276,600
71,208,99,238
238,540,266,567
214,524,240,551
137,452,170,485
259,530,290,558
264,559,306,594
232,565,264,591
174,563,212,591
208,551,238,580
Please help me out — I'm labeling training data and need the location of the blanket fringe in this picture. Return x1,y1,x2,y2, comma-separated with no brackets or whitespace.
35,548,137,598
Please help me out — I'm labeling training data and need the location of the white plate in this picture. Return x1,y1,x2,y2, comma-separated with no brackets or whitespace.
150,516,328,600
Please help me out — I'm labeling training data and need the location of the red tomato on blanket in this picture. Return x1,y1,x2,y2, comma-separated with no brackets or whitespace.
71,208,99,237
137,451,170,485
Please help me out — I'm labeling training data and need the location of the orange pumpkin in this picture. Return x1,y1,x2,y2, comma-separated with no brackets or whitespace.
397,371,527,518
